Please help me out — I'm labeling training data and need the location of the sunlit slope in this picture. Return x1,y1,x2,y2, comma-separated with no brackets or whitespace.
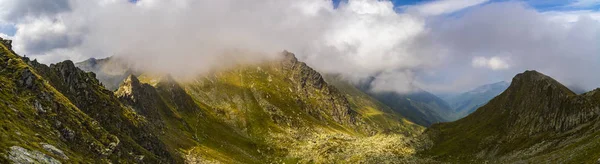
106,51,425,163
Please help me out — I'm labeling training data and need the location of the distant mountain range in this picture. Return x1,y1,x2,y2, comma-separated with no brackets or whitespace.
443,81,509,120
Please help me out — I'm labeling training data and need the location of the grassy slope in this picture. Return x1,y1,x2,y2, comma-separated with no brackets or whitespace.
0,41,120,163
127,58,425,163
64,52,426,162
324,75,422,135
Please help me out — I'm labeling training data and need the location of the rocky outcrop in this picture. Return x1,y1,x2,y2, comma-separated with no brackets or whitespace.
27,59,176,163
280,51,358,126
0,37,11,50
115,75,170,121
41,143,69,160
8,146,61,164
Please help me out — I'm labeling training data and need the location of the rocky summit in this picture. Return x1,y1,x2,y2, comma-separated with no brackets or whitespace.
2,35,600,163
423,70,600,163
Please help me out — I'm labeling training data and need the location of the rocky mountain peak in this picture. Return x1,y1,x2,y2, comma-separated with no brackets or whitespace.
282,50,298,64
508,70,575,97
0,37,12,50
277,51,359,125
425,71,600,161
115,74,142,99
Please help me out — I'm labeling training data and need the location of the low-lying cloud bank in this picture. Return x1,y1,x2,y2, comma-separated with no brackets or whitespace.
1,0,599,94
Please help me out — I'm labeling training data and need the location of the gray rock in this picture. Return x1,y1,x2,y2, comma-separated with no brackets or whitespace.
7,146,61,164
20,69,36,89
59,127,75,141
0,38,12,49
33,100,46,113
41,143,69,160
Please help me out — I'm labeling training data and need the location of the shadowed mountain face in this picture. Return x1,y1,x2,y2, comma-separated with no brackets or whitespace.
443,81,509,121
423,70,600,163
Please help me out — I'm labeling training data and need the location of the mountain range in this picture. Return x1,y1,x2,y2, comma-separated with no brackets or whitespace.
443,81,509,120
2,36,600,163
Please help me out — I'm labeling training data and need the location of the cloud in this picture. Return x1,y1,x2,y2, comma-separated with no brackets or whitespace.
0,0,70,23
1,0,600,95
567,0,600,8
544,10,600,23
421,2,600,93
2,0,440,94
472,56,511,70
369,70,418,93
0,32,12,40
404,0,489,16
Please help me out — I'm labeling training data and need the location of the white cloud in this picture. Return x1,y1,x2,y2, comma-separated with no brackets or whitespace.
544,10,600,23
472,56,510,70
369,70,417,93
405,0,489,16
568,0,600,8
0,0,70,23
4,0,436,94
424,2,600,93
306,0,430,81
0,32,12,40
1,0,600,94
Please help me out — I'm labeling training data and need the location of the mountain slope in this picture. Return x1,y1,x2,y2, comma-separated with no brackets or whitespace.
423,70,600,163
444,81,509,120
63,51,426,163
26,58,178,163
175,51,425,162
0,37,127,163
75,57,454,127
324,75,421,134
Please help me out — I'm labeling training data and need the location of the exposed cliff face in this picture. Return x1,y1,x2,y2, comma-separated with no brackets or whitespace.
115,75,165,120
497,71,597,134
25,59,176,163
280,51,358,126
423,70,600,163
